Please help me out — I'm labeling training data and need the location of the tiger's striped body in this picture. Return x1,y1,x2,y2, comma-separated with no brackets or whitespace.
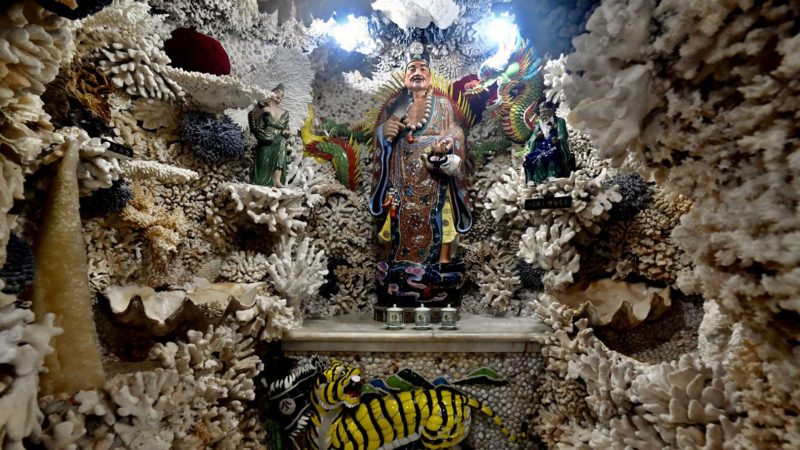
307,360,516,450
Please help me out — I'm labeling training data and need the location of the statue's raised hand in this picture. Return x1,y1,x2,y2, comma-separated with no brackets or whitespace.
382,117,404,141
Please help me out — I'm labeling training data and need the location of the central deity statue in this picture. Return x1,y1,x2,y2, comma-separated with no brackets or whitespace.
369,42,472,308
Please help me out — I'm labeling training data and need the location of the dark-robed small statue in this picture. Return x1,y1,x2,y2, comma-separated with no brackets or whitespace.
249,84,290,187
522,100,574,184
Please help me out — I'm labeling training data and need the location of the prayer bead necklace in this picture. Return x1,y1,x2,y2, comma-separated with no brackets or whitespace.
401,91,433,143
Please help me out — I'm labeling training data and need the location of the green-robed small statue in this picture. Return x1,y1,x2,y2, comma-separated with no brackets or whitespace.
249,84,290,187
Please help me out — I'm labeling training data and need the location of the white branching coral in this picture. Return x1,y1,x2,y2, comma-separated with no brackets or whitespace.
73,0,184,101
160,66,270,113
227,183,309,236
153,325,262,411
218,250,270,283
39,325,265,449
543,54,571,112
308,193,373,263
44,127,124,194
236,294,301,342
84,218,143,292
265,236,328,311
72,0,168,58
146,0,260,37
121,159,199,184
530,295,595,446
465,241,521,315
0,305,60,449
227,153,338,236
533,292,743,449
519,221,580,291
283,152,342,207
564,0,655,166
97,42,184,101
629,355,741,446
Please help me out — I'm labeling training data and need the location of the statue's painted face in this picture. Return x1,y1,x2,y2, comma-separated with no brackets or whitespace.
539,104,554,119
404,61,431,92
272,89,284,104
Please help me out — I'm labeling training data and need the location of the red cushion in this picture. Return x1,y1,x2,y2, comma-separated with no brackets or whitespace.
164,28,231,76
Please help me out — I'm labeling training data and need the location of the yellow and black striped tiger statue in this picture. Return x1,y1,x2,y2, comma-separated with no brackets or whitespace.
307,359,517,450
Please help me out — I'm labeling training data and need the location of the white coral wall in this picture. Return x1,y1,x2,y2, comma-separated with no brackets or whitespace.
560,0,800,447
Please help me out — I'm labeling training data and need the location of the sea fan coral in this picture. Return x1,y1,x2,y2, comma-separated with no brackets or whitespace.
80,179,133,216
517,260,545,292
180,111,246,163
604,173,652,221
0,235,35,295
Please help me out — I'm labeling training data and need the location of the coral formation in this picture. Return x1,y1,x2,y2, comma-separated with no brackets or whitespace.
0,2,72,111
120,159,199,184
557,0,800,447
486,130,622,292
146,0,261,37
39,325,266,449
120,184,189,286
372,0,461,30
37,0,112,20
97,42,184,101
180,111,246,163
265,236,328,311
0,235,36,295
237,293,301,342
0,305,59,449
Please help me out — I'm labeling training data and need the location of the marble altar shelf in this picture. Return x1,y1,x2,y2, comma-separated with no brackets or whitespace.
282,313,549,353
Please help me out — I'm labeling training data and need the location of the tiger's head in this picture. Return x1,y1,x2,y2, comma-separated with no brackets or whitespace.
314,359,364,410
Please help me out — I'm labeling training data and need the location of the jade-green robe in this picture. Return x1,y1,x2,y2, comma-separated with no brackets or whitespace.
249,108,289,187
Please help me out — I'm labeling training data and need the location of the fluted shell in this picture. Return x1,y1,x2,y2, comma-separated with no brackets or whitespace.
105,278,264,335
555,279,672,330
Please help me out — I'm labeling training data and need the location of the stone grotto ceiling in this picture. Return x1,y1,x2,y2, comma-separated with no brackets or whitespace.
257,0,598,55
